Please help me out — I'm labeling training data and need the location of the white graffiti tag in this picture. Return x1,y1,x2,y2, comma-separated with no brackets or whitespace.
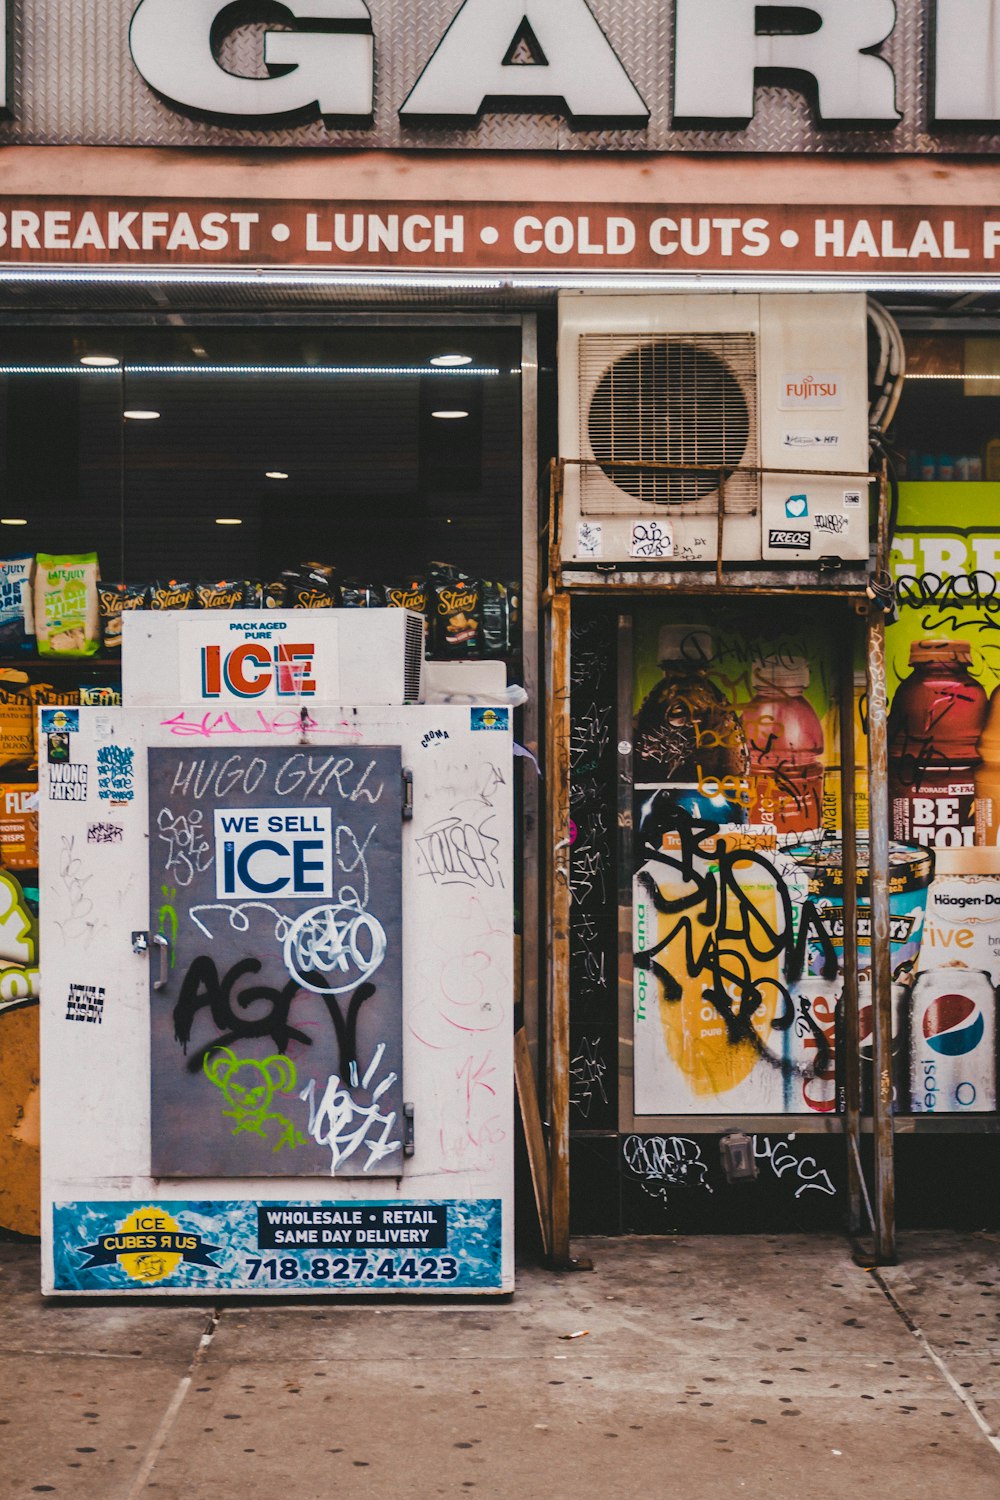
753,1135,836,1198
299,1044,401,1174
283,902,387,995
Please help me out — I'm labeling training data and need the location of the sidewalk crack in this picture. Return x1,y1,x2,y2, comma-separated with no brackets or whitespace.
122,1304,224,1500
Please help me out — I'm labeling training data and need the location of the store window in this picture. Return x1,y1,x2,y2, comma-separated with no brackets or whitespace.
0,323,524,685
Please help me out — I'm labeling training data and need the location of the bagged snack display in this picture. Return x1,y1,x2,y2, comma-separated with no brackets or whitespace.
0,782,38,871
150,580,196,610
99,582,148,651
263,580,287,609
281,562,339,609
0,557,34,652
430,566,481,656
385,579,428,614
0,671,33,771
34,552,100,657
341,582,385,608
197,580,246,610
80,684,122,707
481,581,511,657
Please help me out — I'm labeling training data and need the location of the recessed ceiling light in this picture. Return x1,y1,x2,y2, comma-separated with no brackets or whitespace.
215,517,243,526
124,409,160,420
430,354,473,367
0,518,27,526
80,354,121,367
432,410,470,419
265,471,289,480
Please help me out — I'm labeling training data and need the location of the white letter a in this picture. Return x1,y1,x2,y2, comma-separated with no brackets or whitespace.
400,0,647,121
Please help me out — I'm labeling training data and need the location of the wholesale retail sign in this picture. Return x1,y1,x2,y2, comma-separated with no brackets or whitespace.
8,200,1000,273
52,1199,503,1291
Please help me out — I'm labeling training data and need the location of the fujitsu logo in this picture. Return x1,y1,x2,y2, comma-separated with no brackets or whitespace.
784,376,840,402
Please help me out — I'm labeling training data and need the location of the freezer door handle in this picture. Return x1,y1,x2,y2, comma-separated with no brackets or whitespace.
152,933,171,991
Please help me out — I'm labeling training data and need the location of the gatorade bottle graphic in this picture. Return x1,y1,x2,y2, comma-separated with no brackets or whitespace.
974,683,1000,846
633,624,748,789
888,639,987,848
741,656,825,835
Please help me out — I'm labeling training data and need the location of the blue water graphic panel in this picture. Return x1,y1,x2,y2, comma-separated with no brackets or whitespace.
53,1199,503,1292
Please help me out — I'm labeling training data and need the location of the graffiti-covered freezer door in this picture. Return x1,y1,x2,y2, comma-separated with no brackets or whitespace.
148,746,404,1177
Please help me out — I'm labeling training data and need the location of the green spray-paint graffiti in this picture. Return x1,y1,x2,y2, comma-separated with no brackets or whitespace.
0,869,39,1013
203,1047,306,1153
157,884,178,968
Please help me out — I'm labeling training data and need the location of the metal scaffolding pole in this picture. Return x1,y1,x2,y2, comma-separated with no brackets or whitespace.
839,610,864,1235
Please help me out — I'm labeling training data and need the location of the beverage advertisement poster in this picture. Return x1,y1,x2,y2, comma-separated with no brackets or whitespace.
629,579,998,1117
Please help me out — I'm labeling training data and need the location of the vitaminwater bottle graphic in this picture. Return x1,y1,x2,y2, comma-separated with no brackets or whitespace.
633,624,748,788
741,656,825,835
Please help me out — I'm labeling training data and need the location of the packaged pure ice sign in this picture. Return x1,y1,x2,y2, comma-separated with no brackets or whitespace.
0,557,34,652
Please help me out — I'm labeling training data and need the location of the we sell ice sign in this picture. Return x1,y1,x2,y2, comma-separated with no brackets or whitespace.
214,807,333,900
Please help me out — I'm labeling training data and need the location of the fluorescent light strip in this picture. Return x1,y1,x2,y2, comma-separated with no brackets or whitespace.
4,266,1000,294
905,372,1000,380
0,363,503,376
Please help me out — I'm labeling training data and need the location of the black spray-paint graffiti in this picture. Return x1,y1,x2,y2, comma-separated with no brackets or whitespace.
172,953,377,1087
634,807,838,1083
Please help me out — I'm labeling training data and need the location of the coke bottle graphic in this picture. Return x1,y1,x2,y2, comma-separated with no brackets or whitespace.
741,656,825,835
888,638,987,848
633,624,748,786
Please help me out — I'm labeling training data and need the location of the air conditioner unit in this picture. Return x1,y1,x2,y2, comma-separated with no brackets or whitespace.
558,293,871,567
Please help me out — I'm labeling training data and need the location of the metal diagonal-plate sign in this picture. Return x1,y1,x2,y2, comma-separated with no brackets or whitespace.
0,0,998,155
148,745,404,1179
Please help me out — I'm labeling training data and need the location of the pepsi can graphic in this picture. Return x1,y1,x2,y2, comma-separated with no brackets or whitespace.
908,969,997,1113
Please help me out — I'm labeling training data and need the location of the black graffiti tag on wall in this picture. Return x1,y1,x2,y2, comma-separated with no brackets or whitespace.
634,808,838,1075
173,954,376,1084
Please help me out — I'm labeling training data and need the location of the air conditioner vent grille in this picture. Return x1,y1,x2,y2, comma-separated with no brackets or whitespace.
580,333,759,515
403,612,425,703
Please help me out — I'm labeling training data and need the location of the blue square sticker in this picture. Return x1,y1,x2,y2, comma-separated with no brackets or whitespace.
470,707,510,733
41,708,79,734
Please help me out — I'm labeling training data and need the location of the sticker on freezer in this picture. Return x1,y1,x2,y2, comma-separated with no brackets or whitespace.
214,806,334,900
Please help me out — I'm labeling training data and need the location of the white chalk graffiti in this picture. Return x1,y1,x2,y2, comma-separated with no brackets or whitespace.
623,1134,713,1197
753,1135,836,1198
569,1036,609,1119
299,1043,401,1174
156,807,213,887
283,901,387,995
189,901,294,944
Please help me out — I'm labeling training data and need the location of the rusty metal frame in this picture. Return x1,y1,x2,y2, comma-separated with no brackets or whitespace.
541,454,896,1269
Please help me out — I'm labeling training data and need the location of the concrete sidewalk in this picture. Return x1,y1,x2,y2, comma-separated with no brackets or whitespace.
2,1232,999,1499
